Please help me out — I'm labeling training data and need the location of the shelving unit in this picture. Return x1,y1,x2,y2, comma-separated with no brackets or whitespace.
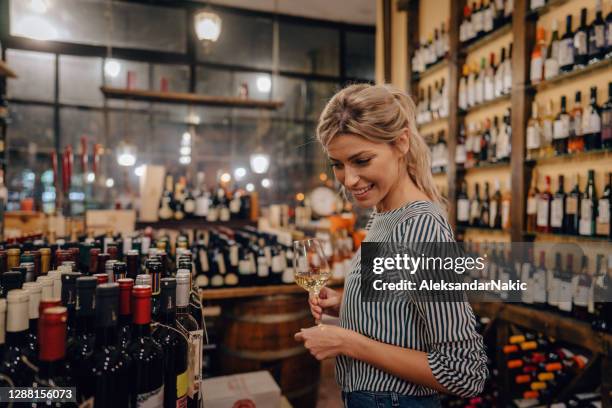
458,93,511,116
529,58,612,92
411,59,448,82
460,21,513,55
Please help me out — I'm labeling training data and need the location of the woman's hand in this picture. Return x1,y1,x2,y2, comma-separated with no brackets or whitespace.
308,287,341,321
294,324,357,361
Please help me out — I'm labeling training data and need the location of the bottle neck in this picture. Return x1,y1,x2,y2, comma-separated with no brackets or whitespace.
29,318,38,337
38,359,66,381
75,314,95,335
132,322,151,338
160,308,176,326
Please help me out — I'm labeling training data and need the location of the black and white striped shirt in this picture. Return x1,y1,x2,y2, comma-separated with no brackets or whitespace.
336,200,488,397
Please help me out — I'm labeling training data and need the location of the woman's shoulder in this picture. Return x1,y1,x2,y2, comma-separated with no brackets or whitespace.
391,201,454,242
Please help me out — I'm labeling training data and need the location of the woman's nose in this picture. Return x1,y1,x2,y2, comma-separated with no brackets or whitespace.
344,166,360,187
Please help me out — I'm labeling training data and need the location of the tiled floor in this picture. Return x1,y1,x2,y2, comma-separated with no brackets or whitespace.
316,358,343,408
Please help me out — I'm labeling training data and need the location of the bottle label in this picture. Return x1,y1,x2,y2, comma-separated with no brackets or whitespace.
184,200,196,214
219,207,231,222
177,370,189,403
566,196,578,215
527,197,537,215
589,111,602,133
455,145,467,163
187,330,203,399
532,270,547,303
457,199,470,222
558,38,575,66
530,57,543,83
216,253,227,274
503,64,512,93
229,198,241,214
542,119,554,143
536,198,549,227
199,249,209,272
579,199,593,235
574,32,588,56
229,246,239,266
489,201,498,228
574,279,590,307
544,58,559,80
502,201,510,228
206,207,219,222
194,274,209,289
553,117,569,139
557,281,573,312
195,196,209,217
596,200,610,235
573,112,583,136
526,125,541,149
593,25,605,49
272,255,284,273
602,110,612,142
550,198,564,228
137,385,164,408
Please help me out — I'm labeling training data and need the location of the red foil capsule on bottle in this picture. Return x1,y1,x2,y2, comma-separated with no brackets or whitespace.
131,285,152,325
39,306,68,362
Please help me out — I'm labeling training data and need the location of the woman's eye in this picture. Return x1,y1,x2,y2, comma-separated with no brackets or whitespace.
355,158,371,166
330,162,343,169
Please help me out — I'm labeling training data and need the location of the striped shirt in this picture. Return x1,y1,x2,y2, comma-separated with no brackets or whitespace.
336,200,488,398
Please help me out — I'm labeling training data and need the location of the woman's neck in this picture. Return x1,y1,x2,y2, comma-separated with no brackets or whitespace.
375,172,430,212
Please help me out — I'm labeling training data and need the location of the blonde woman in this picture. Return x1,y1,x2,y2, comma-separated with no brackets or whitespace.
294,84,488,407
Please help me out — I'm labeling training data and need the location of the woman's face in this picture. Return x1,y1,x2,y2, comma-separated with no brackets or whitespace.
327,133,405,209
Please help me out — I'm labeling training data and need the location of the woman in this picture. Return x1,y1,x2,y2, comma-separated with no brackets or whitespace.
294,84,488,407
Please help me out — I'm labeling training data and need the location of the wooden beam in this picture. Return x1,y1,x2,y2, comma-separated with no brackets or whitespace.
382,0,392,83
405,0,419,95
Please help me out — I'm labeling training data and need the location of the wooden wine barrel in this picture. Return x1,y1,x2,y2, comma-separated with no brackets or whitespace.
218,294,321,408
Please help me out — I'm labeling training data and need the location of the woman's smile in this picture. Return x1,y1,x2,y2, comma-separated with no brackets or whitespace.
351,183,374,200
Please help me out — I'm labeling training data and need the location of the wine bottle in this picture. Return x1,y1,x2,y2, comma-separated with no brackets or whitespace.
501,178,512,230
22,281,42,365
544,19,560,80
61,271,82,336
592,254,612,333
224,238,240,287
470,183,482,227
128,285,165,407
547,253,562,309
68,276,97,403
572,256,591,321
579,169,597,236
530,28,545,84
158,175,174,221
596,172,611,238
550,175,566,234
526,170,539,232
536,176,552,233
589,0,606,63
503,43,512,94
481,182,491,227
0,289,36,386
573,8,589,68
147,260,163,322
557,254,574,315
176,270,203,407
553,95,570,155
117,278,133,350
494,48,506,97
602,82,612,149
520,247,535,305
173,181,186,221
565,173,581,235
533,251,548,308
583,86,602,151
559,15,575,72
569,91,584,154
91,283,131,407
184,186,196,219
527,101,541,160
1,270,25,298
154,278,189,408
33,306,74,406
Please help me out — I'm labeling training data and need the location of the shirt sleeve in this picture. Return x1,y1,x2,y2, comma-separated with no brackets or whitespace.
393,213,489,398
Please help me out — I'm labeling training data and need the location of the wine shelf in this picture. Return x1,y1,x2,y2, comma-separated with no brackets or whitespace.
458,93,512,116
523,231,612,243
199,278,344,300
411,59,449,82
471,302,612,354
135,218,255,230
527,0,573,19
417,116,448,129
461,22,513,55
528,58,612,93
458,161,511,174
457,226,509,234
0,60,17,78
525,147,612,165
100,87,284,110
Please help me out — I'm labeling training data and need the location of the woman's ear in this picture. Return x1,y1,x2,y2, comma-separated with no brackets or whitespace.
394,128,410,156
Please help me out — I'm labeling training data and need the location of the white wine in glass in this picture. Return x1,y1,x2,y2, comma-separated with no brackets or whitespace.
293,238,331,297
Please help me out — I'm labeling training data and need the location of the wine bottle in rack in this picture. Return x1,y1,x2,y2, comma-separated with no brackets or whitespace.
550,175,566,234
559,15,575,73
553,95,570,155
596,172,611,238
573,8,589,68
557,254,574,316
22,282,41,365
572,255,592,322
579,170,597,237
533,251,548,309
158,175,174,221
569,91,584,154
602,82,612,149
583,86,602,151
592,254,612,333
470,183,482,227
527,101,541,160
547,253,562,309
526,170,539,233
536,175,552,233
589,0,606,63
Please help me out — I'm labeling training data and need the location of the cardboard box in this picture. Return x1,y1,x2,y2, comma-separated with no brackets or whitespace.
202,371,281,408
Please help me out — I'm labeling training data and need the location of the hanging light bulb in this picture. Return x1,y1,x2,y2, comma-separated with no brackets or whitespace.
195,9,222,43
246,183,255,192
261,178,271,188
234,167,247,180
104,59,121,78
117,142,136,167
249,152,270,174
256,75,272,93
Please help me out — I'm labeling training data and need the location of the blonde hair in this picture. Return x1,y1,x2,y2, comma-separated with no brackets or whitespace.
316,83,445,205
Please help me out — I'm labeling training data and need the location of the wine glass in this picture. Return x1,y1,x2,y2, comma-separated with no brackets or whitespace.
293,238,331,321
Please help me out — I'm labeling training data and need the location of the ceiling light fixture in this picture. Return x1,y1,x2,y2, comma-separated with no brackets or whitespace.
195,8,222,44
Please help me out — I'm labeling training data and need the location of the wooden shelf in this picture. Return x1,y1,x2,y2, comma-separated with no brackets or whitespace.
523,231,612,243
135,218,255,230
417,116,448,129
459,93,511,116
461,22,513,55
526,147,612,165
458,161,511,173
0,60,17,78
527,0,572,19
471,302,612,354
100,87,284,110
457,226,509,234
529,58,612,93
411,59,449,82
199,278,344,300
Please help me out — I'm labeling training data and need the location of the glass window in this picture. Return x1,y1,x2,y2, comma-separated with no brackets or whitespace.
196,11,273,70
7,104,55,152
59,55,104,107
305,81,338,121
104,59,150,90
345,31,375,80
196,67,233,97
10,0,186,52
6,50,55,102
272,76,306,121
152,64,190,93
279,22,339,76
60,108,104,150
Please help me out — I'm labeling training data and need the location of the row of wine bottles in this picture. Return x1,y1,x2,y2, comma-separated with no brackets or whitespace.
463,241,612,333
411,20,450,74
157,173,252,222
0,245,205,407
416,80,449,125
426,130,449,174
527,170,611,239
459,0,514,44
456,109,513,168
459,44,513,111
530,1,611,86
457,179,513,230
527,83,612,161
